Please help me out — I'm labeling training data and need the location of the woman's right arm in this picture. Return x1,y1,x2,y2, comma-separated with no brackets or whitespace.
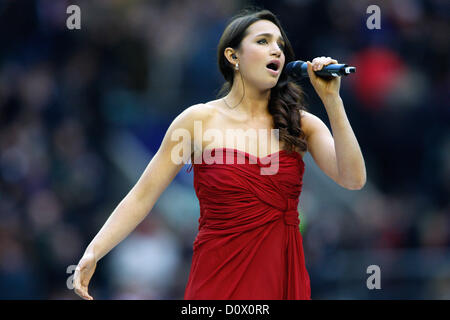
73,103,209,300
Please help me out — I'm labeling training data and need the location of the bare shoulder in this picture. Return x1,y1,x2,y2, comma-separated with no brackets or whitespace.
170,103,217,132
299,109,327,139
178,103,216,122
299,110,316,138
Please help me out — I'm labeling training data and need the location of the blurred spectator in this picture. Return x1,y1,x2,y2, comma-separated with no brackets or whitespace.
108,211,182,299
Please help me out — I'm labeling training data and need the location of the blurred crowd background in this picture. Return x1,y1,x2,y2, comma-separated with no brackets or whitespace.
0,0,449,299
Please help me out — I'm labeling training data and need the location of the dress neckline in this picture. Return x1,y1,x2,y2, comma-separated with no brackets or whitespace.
202,147,304,165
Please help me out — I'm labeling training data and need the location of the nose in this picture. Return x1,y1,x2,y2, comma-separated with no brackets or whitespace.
271,44,282,57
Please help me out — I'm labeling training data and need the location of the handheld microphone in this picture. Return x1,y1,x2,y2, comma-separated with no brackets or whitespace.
285,60,356,80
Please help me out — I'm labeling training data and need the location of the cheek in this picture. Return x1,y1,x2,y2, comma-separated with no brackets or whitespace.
243,47,266,70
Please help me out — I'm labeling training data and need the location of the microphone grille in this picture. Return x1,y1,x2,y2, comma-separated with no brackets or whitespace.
285,60,305,76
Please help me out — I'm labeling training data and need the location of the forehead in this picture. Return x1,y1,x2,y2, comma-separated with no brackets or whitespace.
245,20,282,39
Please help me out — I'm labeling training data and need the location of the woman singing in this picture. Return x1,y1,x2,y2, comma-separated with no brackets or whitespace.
73,8,366,300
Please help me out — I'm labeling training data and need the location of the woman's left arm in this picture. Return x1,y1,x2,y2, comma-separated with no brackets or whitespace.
304,56,366,190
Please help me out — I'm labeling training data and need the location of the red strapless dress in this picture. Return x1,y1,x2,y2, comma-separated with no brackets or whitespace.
184,148,311,300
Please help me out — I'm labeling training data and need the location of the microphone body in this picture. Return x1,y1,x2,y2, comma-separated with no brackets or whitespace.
285,60,356,80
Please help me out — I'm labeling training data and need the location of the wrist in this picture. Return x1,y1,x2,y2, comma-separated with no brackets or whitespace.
85,245,99,262
321,94,342,106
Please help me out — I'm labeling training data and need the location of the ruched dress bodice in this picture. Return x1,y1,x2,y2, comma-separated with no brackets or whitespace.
184,148,311,300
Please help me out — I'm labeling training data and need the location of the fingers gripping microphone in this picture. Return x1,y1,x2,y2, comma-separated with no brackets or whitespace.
285,60,356,80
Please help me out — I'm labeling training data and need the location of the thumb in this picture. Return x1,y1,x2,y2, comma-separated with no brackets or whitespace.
306,61,316,79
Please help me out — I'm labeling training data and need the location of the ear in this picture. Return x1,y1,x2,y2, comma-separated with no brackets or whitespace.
224,47,238,65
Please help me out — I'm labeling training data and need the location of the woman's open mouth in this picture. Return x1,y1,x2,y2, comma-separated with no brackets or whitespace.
266,62,280,76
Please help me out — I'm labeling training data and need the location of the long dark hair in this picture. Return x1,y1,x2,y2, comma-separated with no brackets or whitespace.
217,8,308,153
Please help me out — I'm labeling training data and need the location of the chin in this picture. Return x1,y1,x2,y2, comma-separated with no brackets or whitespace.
265,80,279,90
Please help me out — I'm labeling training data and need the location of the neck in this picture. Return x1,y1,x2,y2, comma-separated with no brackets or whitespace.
224,74,271,119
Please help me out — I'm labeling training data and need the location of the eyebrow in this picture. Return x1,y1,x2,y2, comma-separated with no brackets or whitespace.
255,33,285,43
